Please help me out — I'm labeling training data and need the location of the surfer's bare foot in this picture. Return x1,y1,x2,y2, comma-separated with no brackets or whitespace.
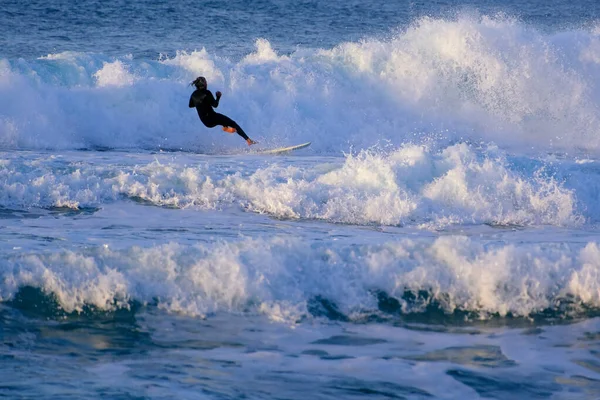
222,126,236,134
246,139,258,146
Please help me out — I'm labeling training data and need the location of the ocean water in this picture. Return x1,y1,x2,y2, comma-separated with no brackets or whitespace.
2,0,600,398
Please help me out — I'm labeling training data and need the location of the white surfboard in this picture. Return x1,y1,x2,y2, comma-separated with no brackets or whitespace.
253,142,311,155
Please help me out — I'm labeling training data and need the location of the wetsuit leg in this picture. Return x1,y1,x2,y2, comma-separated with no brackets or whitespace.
202,113,250,140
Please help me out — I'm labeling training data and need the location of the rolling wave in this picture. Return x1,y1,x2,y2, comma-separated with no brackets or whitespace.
2,15,600,154
0,143,593,227
2,236,600,323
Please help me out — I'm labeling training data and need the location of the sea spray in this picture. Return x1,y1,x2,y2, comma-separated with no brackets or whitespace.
0,144,585,226
2,236,600,321
1,15,600,153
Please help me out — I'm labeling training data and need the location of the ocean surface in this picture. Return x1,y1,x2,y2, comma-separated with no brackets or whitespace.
2,0,600,398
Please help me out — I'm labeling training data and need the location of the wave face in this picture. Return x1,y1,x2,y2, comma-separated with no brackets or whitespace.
2,15,600,154
2,236,600,322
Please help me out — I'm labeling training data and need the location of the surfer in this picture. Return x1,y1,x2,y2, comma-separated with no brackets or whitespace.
189,76,257,146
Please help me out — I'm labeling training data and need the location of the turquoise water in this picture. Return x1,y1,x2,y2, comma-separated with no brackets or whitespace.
2,0,600,398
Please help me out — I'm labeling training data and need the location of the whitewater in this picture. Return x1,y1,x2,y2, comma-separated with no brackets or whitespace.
2,7,600,399
4,16,600,153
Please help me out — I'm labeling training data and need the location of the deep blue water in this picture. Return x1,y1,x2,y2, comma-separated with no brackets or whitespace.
2,0,600,59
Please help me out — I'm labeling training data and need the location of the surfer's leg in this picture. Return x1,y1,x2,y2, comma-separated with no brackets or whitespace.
199,116,218,129
212,113,250,141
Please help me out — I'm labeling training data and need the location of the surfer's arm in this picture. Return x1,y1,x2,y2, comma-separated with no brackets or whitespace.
208,91,220,108
188,95,195,108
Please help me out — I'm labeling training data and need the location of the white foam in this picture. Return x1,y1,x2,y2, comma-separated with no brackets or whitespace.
0,143,586,227
2,15,600,153
229,144,582,227
242,38,288,64
161,49,225,85
94,60,136,87
2,236,599,321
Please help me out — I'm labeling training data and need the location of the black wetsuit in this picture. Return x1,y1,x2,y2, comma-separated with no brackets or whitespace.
188,89,250,140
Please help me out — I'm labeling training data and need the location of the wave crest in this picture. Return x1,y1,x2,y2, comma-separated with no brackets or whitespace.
2,15,600,153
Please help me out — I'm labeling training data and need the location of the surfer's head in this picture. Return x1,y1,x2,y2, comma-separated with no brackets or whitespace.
191,76,207,89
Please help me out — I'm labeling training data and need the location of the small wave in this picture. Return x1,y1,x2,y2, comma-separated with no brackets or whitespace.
2,236,599,324
0,143,588,227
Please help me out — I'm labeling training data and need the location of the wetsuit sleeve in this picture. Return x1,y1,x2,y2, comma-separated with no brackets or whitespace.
207,91,219,108
189,94,195,108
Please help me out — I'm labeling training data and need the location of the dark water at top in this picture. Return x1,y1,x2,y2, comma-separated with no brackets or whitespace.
2,0,600,59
